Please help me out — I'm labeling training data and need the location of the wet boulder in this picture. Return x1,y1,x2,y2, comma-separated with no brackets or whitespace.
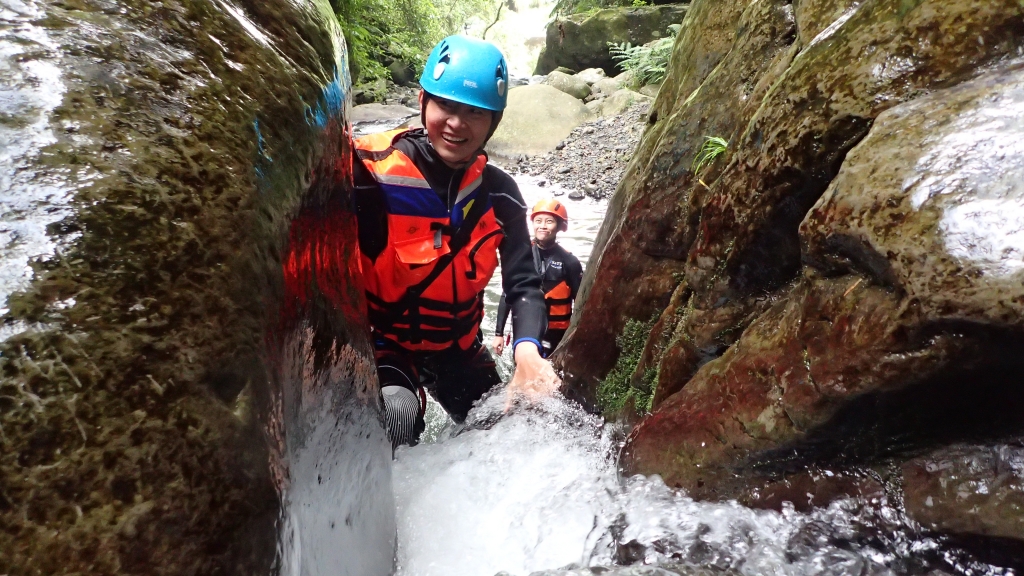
597,89,650,116
535,5,690,76
545,70,593,100
556,0,1024,524
592,76,625,96
904,444,1024,541
623,57,1024,499
0,0,390,573
800,64,1024,328
576,67,608,85
387,58,418,87
488,84,595,159
554,0,800,405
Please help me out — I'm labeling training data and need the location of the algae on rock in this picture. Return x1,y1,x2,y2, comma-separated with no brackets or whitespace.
0,0,390,573
556,0,1024,555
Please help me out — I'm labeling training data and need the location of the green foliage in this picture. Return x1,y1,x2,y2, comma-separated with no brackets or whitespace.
334,0,499,85
608,24,679,88
597,316,658,417
550,0,640,17
691,135,728,173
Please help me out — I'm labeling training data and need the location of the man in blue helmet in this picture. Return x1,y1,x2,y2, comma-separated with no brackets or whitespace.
351,36,559,448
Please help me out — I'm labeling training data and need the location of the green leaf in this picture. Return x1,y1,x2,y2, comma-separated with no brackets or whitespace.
691,136,728,174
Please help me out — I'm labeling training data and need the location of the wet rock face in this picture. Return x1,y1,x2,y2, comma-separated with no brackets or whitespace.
904,445,1024,541
557,0,1024,547
801,64,1024,323
534,5,690,76
1,0,387,573
553,0,798,405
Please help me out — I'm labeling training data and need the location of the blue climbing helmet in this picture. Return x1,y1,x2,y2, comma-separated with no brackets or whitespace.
420,35,509,112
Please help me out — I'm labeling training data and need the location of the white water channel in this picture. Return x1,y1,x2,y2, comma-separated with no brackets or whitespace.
388,175,1000,576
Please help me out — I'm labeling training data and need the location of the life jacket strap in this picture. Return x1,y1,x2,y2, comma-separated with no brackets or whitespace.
366,188,491,344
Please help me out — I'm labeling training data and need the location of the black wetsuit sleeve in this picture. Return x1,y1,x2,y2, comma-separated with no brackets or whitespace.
353,155,387,261
488,167,546,346
495,293,511,335
566,252,584,299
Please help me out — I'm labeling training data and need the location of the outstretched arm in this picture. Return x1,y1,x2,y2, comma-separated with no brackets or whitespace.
488,169,561,401
492,293,511,354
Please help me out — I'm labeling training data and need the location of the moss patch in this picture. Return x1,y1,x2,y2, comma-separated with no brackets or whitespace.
596,315,658,417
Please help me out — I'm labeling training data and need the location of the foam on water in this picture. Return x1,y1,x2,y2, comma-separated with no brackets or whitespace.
394,390,1016,576
395,393,895,576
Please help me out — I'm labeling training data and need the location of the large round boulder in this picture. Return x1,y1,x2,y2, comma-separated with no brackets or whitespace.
545,70,592,100
487,85,595,159
597,89,650,116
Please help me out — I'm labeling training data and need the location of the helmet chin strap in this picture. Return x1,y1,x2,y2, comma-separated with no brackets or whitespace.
484,111,503,145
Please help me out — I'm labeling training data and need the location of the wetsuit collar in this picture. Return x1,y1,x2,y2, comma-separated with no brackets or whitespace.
395,129,486,204
534,238,557,250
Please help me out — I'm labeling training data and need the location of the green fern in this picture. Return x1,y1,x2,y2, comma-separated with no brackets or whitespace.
691,136,728,173
608,25,678,88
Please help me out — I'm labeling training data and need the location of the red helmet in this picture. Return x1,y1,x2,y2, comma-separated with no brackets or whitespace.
530,199,568,231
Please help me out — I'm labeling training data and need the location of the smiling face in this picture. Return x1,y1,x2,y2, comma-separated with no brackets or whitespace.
531,213,560,247
420,91,494,168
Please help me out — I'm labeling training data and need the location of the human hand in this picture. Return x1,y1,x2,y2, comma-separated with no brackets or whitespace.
506,342,561,409
490,335,505,355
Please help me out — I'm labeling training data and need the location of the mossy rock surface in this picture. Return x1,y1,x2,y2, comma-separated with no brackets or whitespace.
535,5,690,76
0,0,386,572
545,70,592,100
555,0,1024,543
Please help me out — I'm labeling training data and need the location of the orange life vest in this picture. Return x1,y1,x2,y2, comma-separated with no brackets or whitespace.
544,281,573,330
355,129,503,351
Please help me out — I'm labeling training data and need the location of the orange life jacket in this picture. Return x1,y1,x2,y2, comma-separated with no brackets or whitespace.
355,129,503,351
544,281,573,330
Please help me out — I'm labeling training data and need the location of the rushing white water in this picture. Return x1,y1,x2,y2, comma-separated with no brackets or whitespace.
390,174,1009,576
394,389,973,576
0,0,74,316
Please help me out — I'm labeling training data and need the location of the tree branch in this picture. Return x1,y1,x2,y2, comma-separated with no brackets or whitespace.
482,1,504,39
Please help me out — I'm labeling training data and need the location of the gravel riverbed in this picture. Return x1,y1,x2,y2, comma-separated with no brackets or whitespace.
498,101,651,200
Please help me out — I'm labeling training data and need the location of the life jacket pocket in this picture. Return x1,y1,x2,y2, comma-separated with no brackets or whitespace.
389,235,451,288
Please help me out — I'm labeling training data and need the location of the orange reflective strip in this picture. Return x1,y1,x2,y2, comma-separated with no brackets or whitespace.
354,128,406,152
545,281,573,325
363,153,429,184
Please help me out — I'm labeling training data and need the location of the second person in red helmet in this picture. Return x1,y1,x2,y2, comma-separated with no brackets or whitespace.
351,35,559,447
493,199,583,358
